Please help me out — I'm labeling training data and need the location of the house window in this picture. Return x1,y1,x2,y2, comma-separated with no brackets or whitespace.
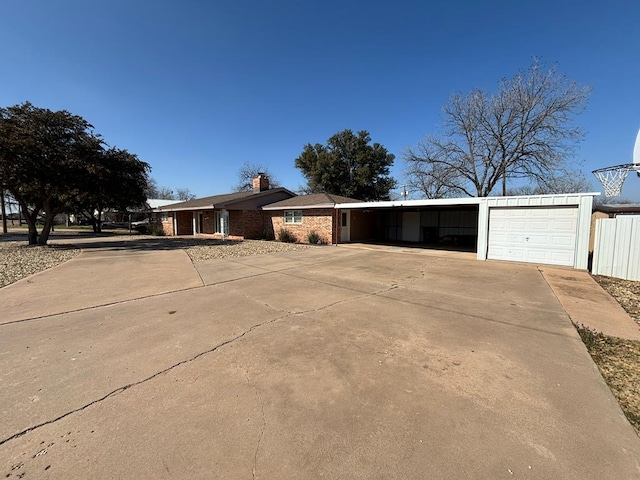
161,213,168,222
284,210,303,224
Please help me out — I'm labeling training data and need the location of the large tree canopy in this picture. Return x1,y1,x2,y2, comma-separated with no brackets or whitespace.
71,147,150,233
295,129,397,201
0,102,149,244
403,60,590,198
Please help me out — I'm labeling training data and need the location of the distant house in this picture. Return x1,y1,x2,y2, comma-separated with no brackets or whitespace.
155,175,296,239
261,193,362,244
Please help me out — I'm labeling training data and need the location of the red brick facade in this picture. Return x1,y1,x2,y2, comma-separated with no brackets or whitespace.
160,207,341,244
266,208,335,244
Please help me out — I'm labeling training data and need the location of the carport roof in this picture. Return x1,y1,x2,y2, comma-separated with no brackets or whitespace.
336,192,601,210
335,197,483,209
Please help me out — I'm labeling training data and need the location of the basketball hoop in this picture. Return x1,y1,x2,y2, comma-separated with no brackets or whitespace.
592,164,635,197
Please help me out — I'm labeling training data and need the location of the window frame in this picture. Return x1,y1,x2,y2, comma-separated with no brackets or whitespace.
284,210,303,224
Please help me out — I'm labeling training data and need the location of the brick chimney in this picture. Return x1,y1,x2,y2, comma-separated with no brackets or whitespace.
252,173,270,193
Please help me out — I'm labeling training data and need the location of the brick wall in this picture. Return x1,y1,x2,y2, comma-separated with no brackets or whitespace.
267,208,334,244
175,211,193,235
162,208,339,243
161,215,174,236
229,210,267,239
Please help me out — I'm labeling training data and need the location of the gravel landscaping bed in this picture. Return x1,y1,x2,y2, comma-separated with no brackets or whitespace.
0,242,81,288
182,239,311,261
0,237,311,288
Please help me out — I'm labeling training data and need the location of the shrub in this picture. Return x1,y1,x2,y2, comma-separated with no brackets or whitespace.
261,229,275,241
277,228,297,243
148,223,165,236
307,231,322,245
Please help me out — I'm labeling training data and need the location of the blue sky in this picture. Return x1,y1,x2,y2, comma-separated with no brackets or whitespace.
1,0,639,199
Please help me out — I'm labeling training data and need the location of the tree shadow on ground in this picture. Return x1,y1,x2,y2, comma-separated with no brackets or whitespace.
1,232,243,252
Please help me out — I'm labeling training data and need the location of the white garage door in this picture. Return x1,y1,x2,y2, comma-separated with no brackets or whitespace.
488,207,578,267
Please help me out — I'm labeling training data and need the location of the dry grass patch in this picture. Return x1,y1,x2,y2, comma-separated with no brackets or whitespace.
576,274,640,437
576,325,640,435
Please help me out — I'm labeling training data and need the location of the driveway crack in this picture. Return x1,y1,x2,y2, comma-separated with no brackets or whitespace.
240,366,266,480
0,314,285,447
0,282,398,448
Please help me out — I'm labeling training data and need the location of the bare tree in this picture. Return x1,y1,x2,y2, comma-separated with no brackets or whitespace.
175,188,196,201
146,178,196,200
234,162,279,192
404,60,590,198
507,170,594,195
404,149,462,199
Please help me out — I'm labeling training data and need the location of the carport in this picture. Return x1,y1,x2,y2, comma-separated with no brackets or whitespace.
336,192,598,269
338,198,480,251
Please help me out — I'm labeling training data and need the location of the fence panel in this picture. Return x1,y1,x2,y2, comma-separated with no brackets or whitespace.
592,215,640,280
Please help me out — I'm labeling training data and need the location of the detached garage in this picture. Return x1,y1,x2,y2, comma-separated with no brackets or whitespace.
487,206,578,266
337,193,597,269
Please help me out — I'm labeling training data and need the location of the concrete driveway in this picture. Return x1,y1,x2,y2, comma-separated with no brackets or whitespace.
1,239,639,479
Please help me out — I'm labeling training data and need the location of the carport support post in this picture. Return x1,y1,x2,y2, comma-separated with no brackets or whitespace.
192,212,197,235
1,190,7,234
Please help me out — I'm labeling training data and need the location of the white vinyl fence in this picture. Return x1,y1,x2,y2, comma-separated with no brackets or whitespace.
592,215,640,280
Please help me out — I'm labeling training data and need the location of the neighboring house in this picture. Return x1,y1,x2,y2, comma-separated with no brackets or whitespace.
590,204,640,252
155,175,296,239
261,193,362,244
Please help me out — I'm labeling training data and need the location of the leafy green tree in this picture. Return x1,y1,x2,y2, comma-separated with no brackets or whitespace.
72,148,150,232
0,102,149,243
0,103,102,244
295,129,396,201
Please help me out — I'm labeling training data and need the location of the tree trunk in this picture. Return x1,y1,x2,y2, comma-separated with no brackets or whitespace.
38,217,54,245
18,198,41,245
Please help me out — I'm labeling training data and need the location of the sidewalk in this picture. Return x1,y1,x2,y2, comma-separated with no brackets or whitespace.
540,267,640,341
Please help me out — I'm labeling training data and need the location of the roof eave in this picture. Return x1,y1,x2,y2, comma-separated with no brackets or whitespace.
262,203,335,211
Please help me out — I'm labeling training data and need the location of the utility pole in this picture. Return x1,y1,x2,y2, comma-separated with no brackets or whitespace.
1,189,7,234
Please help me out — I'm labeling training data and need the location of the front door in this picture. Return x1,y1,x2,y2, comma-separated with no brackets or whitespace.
215,210,229,236
340,211,350,242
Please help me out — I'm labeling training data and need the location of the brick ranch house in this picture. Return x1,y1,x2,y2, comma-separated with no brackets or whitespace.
155,175,295,239
262,193,361,244
154,175,362,243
